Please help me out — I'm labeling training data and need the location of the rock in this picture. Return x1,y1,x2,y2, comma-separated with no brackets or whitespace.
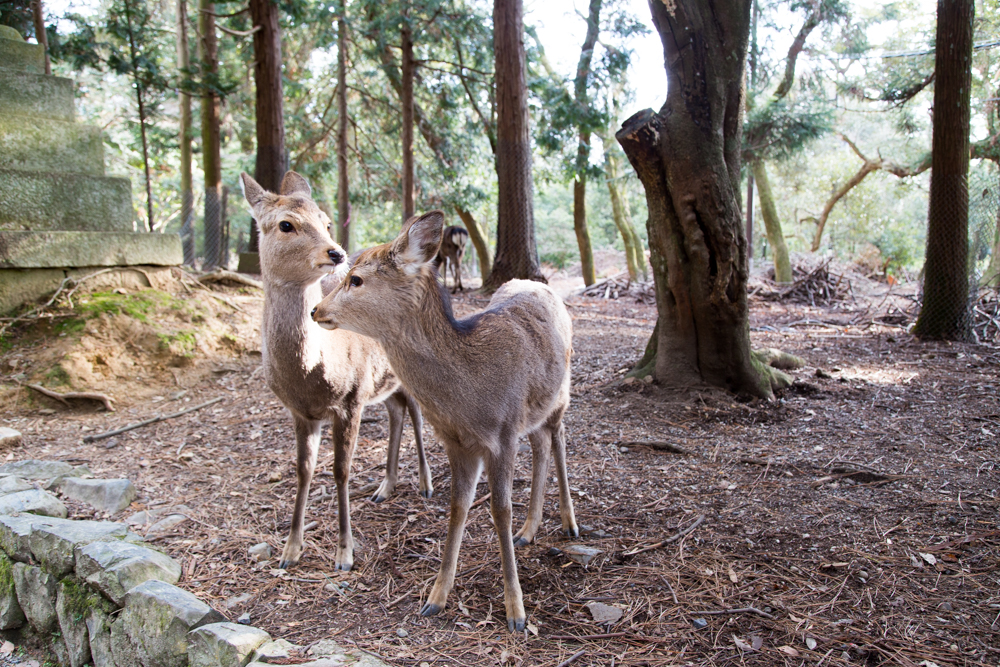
28,518,127,576
12,562,58,633
87,604,115,667
309,639,349,656
225,592,252,609
0,428,22,449
0,553,25,630
561,544,603,567
237,612,250,624
584,601,623,625
147,514,189,536
0,476,32,495
247,542,271,562
114,579,224,667
187,622,270,667
0,489,67,518
56,577,111,667
396,627,408,638
251,638,298,663
0,514,42,562
109,619,142,667
692,617,708,629
76,540,182,605
0,460,73,480
59,478,137,514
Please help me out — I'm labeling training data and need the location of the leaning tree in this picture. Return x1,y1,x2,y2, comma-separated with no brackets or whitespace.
616,0,795,398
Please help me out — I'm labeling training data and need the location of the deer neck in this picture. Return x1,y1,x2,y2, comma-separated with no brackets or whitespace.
262,278,326,374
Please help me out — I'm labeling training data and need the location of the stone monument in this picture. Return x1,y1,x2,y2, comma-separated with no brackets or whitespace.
0,26,182,314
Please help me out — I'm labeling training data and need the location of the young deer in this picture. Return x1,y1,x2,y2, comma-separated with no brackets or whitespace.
312,211,578,632
433,225,468,293
241,171,433,572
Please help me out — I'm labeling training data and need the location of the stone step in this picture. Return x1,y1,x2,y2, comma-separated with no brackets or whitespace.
0,27,46,74
0,169,134,232
0,68,75,122
0,116,104,176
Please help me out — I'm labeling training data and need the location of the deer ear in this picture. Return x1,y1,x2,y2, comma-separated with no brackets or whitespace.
240,172,267,208
394,211,444,270
280,171,312,197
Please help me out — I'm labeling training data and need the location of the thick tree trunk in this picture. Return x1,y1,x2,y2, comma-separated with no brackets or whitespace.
604,143,645,281
199,0,223,268
913,0,974,340
573,158,596,286
30,0,49,75
337,12,350,249
750,160,792,283
123,0,154,232
249,0,286,253
617,0,787,399
177,0,195,264
485,0,544,289
401,22,415,222
454,205,493,282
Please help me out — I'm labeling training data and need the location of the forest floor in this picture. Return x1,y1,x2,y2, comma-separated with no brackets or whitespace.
1,261,998,667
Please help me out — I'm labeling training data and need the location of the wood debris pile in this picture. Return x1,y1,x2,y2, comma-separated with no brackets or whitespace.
579,272,655,304
757,260,853,306
973,288,1000,344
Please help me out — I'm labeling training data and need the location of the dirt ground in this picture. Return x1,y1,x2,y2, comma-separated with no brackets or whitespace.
1,264,998,667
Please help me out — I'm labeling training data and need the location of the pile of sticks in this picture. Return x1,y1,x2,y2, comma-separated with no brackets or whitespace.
758,260,853,306
973,289,1000,344
580,272,655,304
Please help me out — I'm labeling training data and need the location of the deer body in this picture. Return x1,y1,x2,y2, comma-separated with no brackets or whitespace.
433,225,468,292
312,211,578,631
243,171,432,572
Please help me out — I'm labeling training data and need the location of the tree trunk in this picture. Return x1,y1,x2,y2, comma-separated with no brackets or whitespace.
199,0,223,269
485,0,544,289
123,0,154,232
337,11,350,249
604,144,645,281
912,0,974,340
617,0,788,399
745,174,753,271
750,159,792,283
401,21,415,222
454,205,493,282
573,159,596,286
177,0,195,264
571,0,601,287
30,0,49,75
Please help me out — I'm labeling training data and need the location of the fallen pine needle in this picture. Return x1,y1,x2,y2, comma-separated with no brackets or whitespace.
691,606,776,621
623,514,706,556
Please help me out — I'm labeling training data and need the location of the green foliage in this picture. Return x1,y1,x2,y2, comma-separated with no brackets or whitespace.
0,0,32,36
744,99,833,162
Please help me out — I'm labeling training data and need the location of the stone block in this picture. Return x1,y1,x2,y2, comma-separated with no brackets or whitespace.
250,638,298,663
76,540,181,605
0,489,67,518
59,478,136,514
0,70,75,122
12,562,57,633
109,618,142,667
0,460,74,479
0,476,32,495
0,268,65,315
0,27,45,74
56,577,111,667
0,514,41,561
87,603,115,667
0,170,134,232
0,232,183,269
28,518,127,576
0,552,25,630
114,579,224,667
0,428,22,448
187,622,270,667
0,116,104,176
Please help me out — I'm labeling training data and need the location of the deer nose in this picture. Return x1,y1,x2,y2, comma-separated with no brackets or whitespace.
328,248,344,264
310,306,317,318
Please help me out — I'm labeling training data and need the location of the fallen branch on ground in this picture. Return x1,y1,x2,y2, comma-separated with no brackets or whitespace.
26,384,115,412
690,606,776,621
554,650,586,667
0,268,117,337
82,397,224,442
623,514,706,556
197,269,262,290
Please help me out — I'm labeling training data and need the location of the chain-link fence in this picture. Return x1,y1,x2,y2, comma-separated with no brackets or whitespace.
178,184,233,271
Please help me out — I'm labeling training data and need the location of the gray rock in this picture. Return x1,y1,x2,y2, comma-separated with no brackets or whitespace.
0,514,40,561
28,518,127,576
109,618,142,667
309,639,349,656
0,552,25,630
56,577,111,667
561,544,603,567
76,540,181,605
12,562,57,633
0,428,22,448
247,542,271,562
115,579,224,667
0,476,31,495
124,504,191,528
187,622,270,667
251,638,297,663
0,460,73,480
86,603,116,667
146,514,188,536
0,489,67,518
59,478,137,513
225,592,252,609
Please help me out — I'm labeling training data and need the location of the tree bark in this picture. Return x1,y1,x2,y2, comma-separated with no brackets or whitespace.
750,160,792,283
617,0,787,399
123,0,154,232
571,0,601,287
401,20,415,222
573,166,596,285
454,205,493,282
199,0,223,268
177,0,195,264
249,0,286,253
485,0,544,289
30,0,50,75
913,0,974,340
337,11,350,249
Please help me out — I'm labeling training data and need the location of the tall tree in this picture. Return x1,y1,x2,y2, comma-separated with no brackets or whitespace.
617,0,793,398
199,0,223,268
570,0,601,287
400,14,415,222
913,0,974,340
31,0,49,74
177,0,195,264
485,0,544,288
336,7,350,249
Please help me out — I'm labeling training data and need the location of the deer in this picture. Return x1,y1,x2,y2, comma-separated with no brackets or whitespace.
240,170,433,572
433,225,469,293
311,211,579,632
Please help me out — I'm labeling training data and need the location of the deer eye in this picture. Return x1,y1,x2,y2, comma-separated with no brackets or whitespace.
350,275,363,288
278,221,294,233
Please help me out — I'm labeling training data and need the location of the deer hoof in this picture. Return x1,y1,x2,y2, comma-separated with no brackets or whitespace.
507,616,526,633
371,492,388,503
564,526,580,538
278,558,298,570
513,536,530,548
420,602,443,617
419,488,433,499
334,560,353,572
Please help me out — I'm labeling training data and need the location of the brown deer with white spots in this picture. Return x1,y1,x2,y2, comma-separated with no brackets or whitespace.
240,171,432,572
311,211,578,632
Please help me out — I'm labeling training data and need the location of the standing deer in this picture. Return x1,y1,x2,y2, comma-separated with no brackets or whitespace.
312,211,578,632
433,225,468,293
240,171,433,572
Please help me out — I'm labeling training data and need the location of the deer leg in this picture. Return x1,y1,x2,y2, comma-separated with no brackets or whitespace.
551,420,579,537
279,416,321,569
514,428,552,547
331,406,362,571
455,256,463,292
373,395,405,503
487,439,526,632
406,393,433,498
421,446,481,617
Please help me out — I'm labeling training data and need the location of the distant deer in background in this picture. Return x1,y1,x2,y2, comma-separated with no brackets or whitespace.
433,225,469,293
312,211,578,632
241,171,433,572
